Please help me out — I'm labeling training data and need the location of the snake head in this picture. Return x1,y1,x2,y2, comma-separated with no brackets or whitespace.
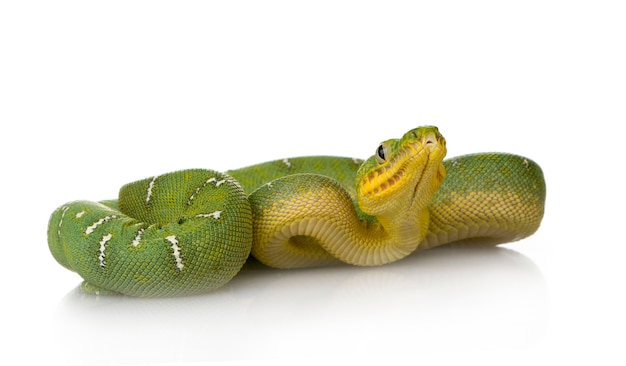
356,126,447,217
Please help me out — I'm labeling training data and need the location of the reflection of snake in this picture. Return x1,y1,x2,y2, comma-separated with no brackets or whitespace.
48,126,545,297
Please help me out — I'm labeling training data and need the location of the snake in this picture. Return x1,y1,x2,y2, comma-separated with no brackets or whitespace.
47,126,546,297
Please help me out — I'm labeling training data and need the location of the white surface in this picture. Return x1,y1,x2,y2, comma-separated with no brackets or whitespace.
1,1,624,365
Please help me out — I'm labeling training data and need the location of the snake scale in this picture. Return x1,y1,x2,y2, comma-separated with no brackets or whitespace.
48,126,546,297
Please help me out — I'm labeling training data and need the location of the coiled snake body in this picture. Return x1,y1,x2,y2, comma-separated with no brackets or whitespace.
48,126,546,297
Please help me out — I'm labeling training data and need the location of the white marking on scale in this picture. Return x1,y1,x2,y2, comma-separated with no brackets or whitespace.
146,175,159,205
131,228,145,247
165,235,184,271
283,158,293,169
188,186,203,205
98,233,113,268
188,177,226,205
75,210,86,218
85,215,118,235
196,211,222,220
58,206,70,239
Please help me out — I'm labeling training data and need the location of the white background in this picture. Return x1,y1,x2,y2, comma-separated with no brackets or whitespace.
1,1,624,365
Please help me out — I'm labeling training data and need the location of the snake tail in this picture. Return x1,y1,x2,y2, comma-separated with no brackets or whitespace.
48,169,252,297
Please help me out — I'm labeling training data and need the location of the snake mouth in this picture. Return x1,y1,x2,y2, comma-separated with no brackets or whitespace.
410,143,444,206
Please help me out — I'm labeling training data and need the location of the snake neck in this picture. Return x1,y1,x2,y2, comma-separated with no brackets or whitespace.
249,174,433,268
349,207,432,266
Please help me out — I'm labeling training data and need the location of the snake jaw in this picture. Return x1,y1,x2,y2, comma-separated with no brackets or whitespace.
410,147,447,212
409,134,447,206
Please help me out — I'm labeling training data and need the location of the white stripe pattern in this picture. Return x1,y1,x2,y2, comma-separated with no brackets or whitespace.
187,177,227,205
196,211,222,220
283,158,293,169
57,206,70,240
165,235,184,272
146,175,159,206
188,177,215,205
85,215,118,235
98,233,113,268
131,228,145,247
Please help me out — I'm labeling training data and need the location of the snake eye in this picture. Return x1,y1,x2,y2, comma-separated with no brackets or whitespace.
376,143,390,164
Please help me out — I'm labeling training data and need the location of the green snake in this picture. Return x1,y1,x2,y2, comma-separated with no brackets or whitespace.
48,126,546,297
